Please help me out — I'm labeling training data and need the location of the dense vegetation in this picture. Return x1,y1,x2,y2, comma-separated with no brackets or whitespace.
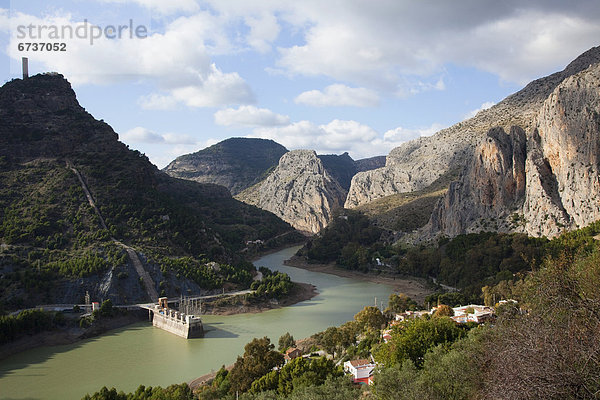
250,269,293,299
302,212,600,307
82,384,195,400
0,309,66,344
83,228,600,399
298,209,383,270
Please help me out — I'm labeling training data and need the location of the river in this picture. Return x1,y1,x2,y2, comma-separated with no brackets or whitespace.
0,246,395,400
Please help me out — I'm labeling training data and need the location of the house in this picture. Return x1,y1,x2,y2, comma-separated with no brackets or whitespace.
382,329,393,343
284,347,302,362
451,304,495,324
344,359,376,384
395,310,430,322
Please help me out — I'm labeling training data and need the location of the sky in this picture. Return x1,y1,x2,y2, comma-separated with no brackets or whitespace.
0,1,599,168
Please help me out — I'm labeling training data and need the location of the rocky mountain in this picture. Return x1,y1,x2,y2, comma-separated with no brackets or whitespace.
166,141,386,233
346,46,600,211
236,150,347,234
430,60,600,238
355,155,387,173
164,137,288,195
0,74,298,310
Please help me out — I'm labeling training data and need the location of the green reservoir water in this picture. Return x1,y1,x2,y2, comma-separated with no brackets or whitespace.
0,246,394,400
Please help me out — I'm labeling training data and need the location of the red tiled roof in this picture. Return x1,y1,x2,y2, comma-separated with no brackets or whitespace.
348,359,371,367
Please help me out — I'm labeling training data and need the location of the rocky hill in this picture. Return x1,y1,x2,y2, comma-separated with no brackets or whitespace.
168,142,385,233
164,138,288,195
236,150,347,234
346,46,600,211
429,60,600,238
0,74,298,310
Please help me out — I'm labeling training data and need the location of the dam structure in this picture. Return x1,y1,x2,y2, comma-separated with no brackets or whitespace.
143,297,203,339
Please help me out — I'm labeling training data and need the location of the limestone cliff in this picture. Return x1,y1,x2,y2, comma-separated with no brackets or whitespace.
346,46,600,209
429,61,600,238
236,150,347,234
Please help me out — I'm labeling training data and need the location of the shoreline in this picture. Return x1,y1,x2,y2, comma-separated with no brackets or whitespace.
0,282,317,361
200,281,318,316
0,312,146,361
284,255,433,304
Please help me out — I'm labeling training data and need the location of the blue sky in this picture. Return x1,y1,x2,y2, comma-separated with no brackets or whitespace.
1,0,599,168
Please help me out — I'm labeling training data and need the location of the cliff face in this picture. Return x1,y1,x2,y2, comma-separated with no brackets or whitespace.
523,63,600,236
429,127,527,235
236,150,347,234
346,46,600,210
164,138,288,195
429,61,600,238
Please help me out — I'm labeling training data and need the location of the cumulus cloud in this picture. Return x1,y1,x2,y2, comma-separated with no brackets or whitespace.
6,11,254,108
274,1,600,86
250,119,443,159
214,105,290,127
121,127,165,143
119,127,213,168
121,127,198,145
295,84,379,107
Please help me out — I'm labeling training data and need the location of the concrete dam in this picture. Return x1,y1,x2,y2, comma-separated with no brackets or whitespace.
142,297,203,339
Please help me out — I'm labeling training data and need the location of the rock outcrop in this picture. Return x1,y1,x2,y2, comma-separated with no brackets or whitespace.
236,150,347,234
346,46,600,210
164,138,288,195
429,60,600,238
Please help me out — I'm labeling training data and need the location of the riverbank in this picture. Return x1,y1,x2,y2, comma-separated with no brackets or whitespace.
0,312,146,361
200,282,318,315
284,256,433,303
0,282,317,361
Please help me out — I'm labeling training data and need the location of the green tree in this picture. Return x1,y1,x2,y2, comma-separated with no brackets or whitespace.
432,304,453,318
387,293,417,313
374,317,464,368
354,306,386,332
228,337,284,394
278,332,295,352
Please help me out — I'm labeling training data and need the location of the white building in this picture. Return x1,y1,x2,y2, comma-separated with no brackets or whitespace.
451,304,495,324
344,359,376,384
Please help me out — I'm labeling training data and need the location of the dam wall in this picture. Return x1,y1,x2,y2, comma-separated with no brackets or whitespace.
150,305,203,339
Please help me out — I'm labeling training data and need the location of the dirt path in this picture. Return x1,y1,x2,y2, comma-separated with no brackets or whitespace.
67,160,158,303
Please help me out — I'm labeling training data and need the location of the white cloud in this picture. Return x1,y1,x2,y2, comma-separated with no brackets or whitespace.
464,101,496,120
138,93,179,110
244,12,280,53
273,1,600,86
295,84,379,107
121,127,165,143
120,127,198,145
6,11,254,108
250,119,443,159
119,127,214,168
214,105,290,127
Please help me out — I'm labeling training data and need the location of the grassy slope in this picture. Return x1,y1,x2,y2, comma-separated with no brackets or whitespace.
356,170,460,231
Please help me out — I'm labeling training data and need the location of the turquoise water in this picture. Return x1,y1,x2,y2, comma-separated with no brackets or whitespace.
0,246,394,400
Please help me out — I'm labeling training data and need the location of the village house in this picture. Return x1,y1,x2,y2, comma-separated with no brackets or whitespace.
451,304,495,324
343,359,376,385
394,310,430,322
284,347,302,362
